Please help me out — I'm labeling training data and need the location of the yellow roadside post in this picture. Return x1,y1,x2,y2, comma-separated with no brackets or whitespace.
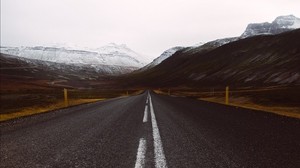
225,86,229,105
64,88,68,107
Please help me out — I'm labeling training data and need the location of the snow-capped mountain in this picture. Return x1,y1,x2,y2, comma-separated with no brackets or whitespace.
139,38,239,71
182,37,239,55
140,46,185,71
241,15,300,38
0,43,151,69
0,53,138,89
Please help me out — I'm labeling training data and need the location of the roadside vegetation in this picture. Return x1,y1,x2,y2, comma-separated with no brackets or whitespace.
154,85,300,119
0,88,142,121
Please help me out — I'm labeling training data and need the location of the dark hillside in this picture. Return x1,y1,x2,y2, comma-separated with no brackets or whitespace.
124,29,300,89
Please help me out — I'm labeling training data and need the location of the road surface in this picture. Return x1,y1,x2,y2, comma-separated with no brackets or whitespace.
1,91,300,167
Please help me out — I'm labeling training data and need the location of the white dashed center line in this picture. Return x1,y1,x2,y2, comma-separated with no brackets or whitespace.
134,138,147,168
134,92,167,168
143,105,148,123
149,94,168,168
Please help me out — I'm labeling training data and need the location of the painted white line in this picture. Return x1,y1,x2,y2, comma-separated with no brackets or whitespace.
149,94,168,168
143,105,148,123
135,138,147,168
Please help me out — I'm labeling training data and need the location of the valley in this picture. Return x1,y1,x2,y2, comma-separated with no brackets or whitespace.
1,16,300,121
1,1,300,166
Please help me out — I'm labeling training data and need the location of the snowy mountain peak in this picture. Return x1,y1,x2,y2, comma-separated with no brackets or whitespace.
139,46,184,71
241,15,300,38
272,15,300,28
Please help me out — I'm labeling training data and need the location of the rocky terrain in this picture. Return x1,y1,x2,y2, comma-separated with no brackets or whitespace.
241,15,300,38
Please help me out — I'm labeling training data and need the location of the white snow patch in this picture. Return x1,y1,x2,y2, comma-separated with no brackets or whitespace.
289,20,300,28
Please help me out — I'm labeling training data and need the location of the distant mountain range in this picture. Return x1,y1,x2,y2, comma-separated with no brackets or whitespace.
1,15,299,90
0,53,135,90
0,43,152,75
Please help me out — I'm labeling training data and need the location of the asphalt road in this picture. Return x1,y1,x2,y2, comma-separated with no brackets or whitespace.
1,91,300,168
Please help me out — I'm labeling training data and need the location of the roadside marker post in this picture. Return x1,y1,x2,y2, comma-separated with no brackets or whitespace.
64,88,69,107
225,86,229,105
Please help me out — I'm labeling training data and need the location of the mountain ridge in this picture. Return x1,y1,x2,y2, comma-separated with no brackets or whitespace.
0,43,152,75
142,15,300,72
0,53,126,90
241,15,300,38
139,46,185,71
124,29,300,89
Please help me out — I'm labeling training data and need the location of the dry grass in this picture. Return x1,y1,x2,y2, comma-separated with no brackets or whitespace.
154,88,300,119
0,89,144,122
119,90,144,97
200,97,300,119
0,98,103,122
153,89,168,95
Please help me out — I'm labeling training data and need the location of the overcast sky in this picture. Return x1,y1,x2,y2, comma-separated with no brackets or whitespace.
1,0,300,58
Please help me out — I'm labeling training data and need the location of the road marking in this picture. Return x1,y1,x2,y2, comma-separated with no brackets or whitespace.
143,105,148,123
149,94,168,168
135,138,147,168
